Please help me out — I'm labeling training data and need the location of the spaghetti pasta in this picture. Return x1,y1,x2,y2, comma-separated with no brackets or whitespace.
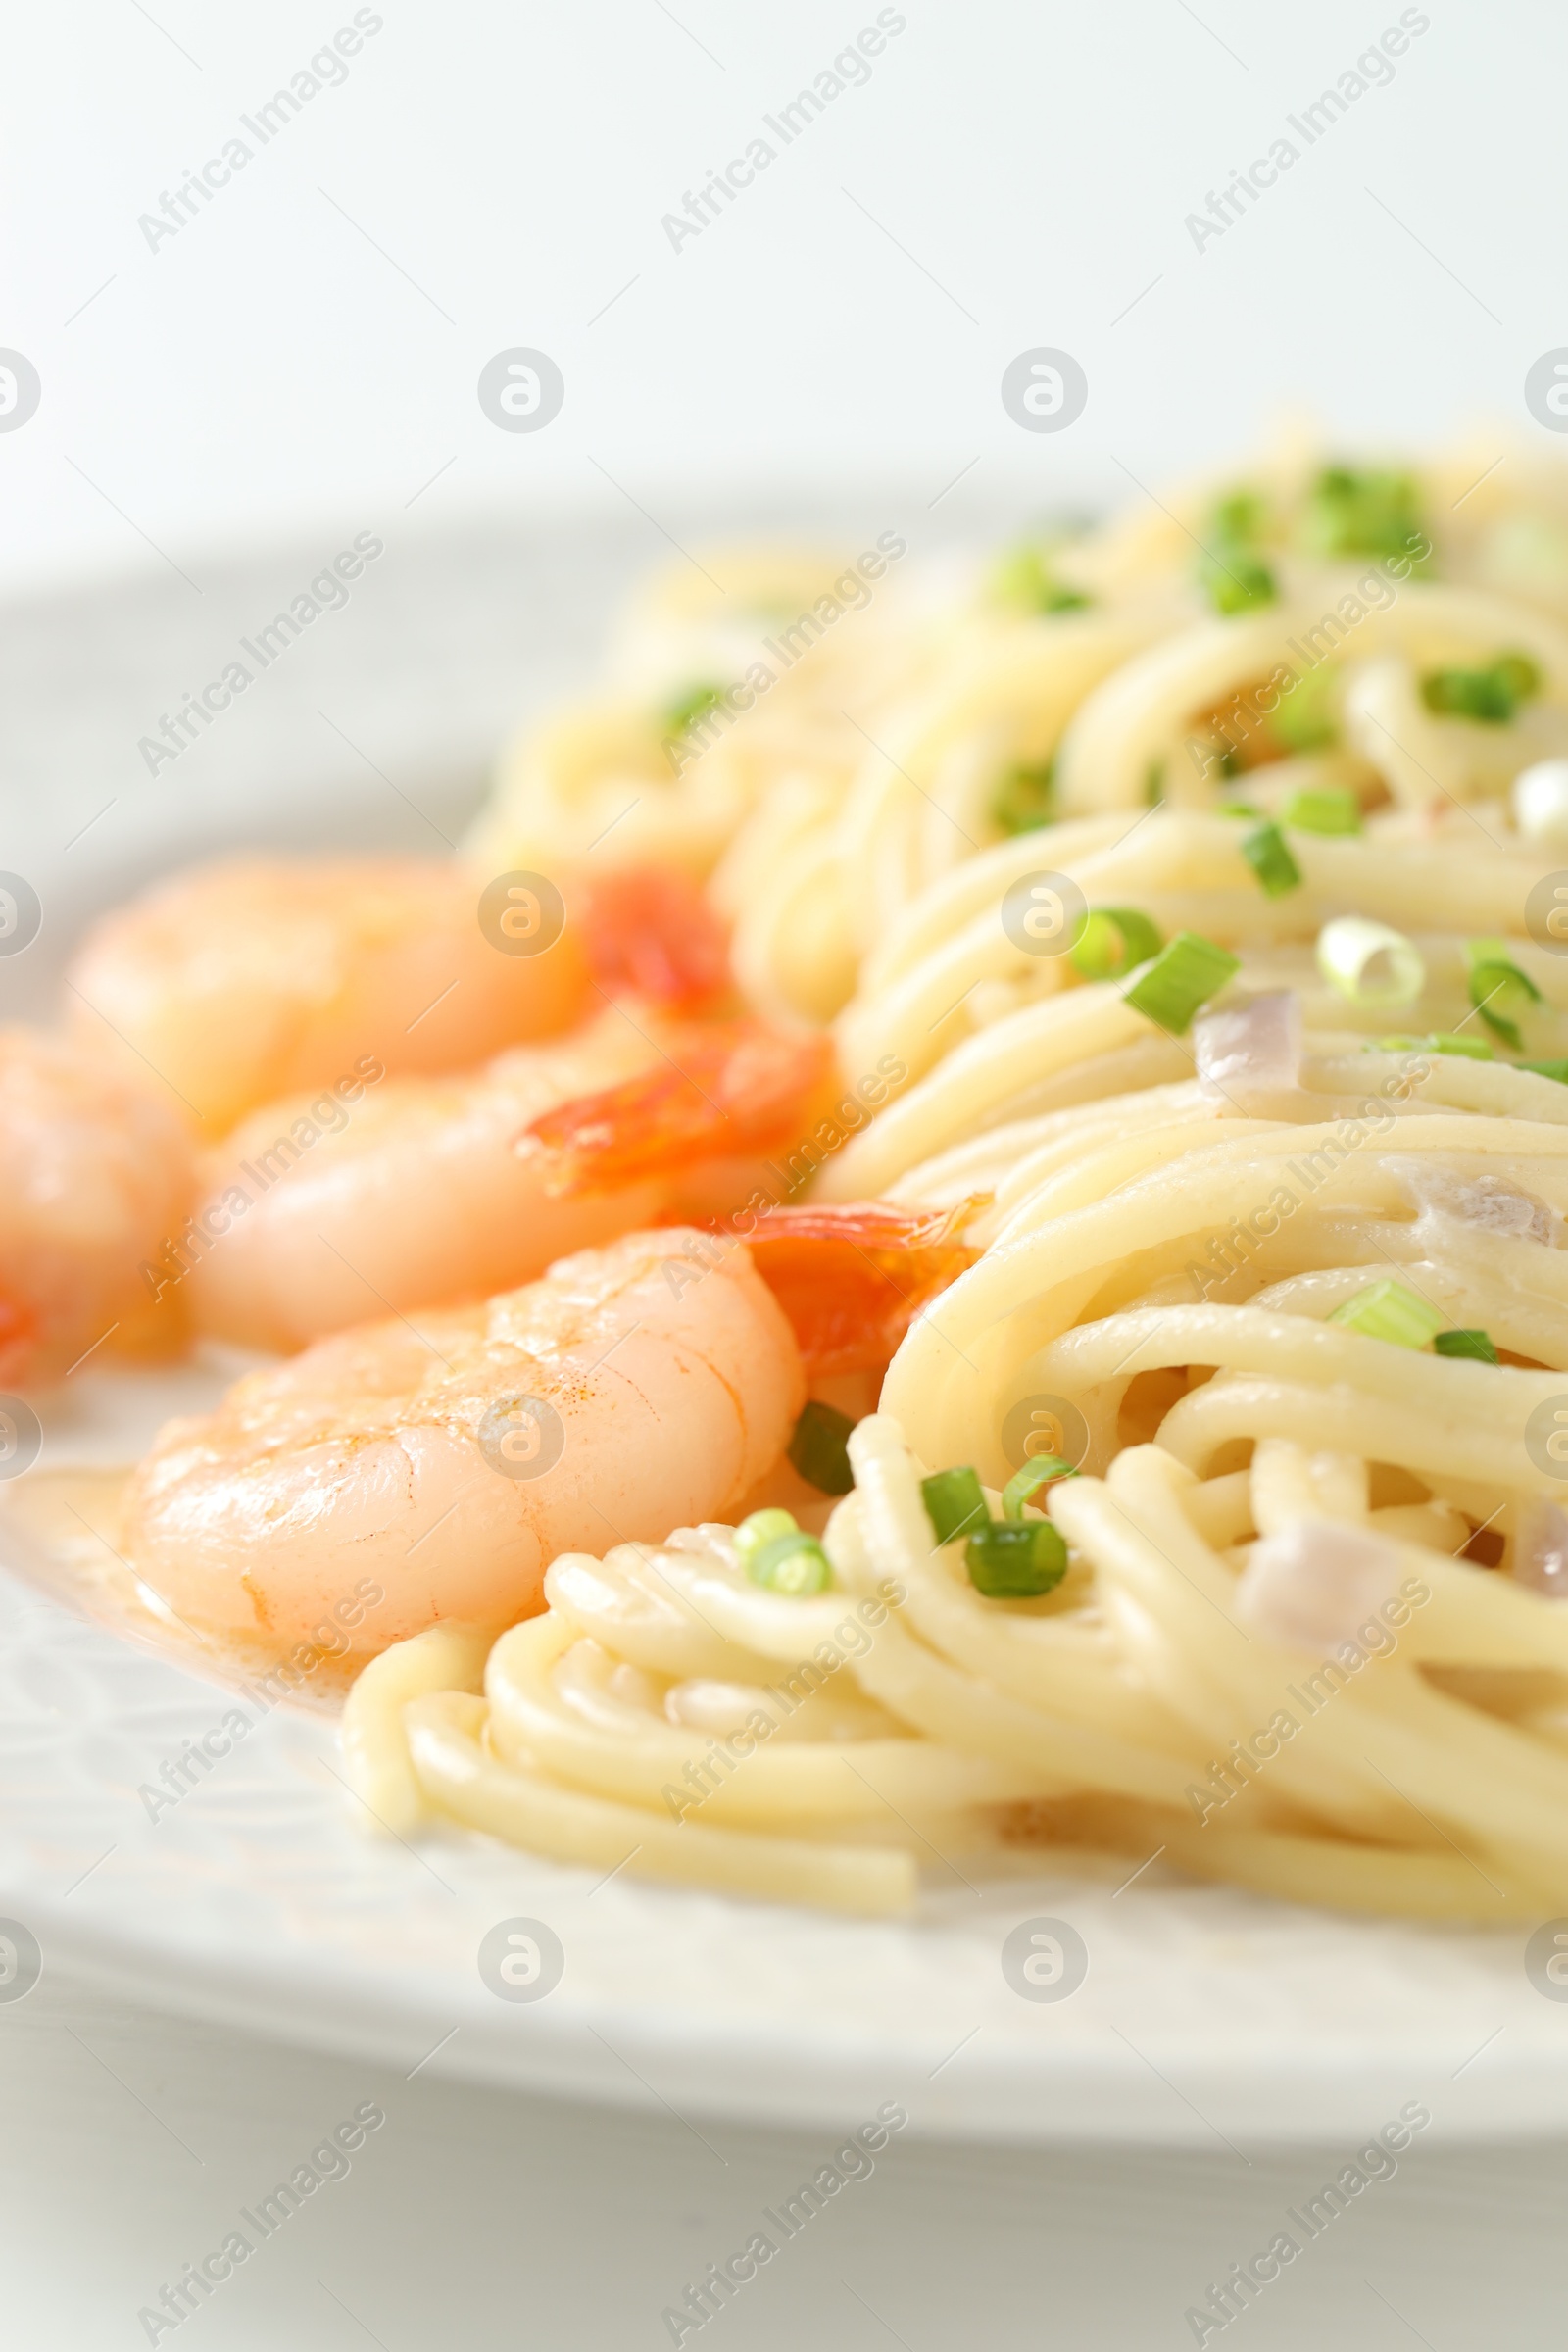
344,1052,1568,1917
334,441,1568,1918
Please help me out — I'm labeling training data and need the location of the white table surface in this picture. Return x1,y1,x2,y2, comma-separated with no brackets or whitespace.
2,1963,1563,2351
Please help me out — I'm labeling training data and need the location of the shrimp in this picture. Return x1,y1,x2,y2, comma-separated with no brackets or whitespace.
176,1010,835,1352
0,1028,195,1385
736,1197,985,1375
67,857,591,1136
122,1228,806,1654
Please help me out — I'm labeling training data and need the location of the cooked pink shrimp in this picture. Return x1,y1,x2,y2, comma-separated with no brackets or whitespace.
178,1010,667,1351
176,1010,836,1353
67,857,591,1136
0,1028,195,1384
122,1228,805,1653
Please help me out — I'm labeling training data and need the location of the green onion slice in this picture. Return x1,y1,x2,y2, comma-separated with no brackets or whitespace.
992,759,1056,836
662,682,727,739
1240,819,1302,898
1520,1058,1568,1085
1434,1328,1498,1363
734,1508,800,1572
1124,931,1241,1035
1316,916,1424,1009
1280,786,1361,835
737,1511,833,1594
1002,1457,1080,1520
967,1519,1068,1598
1198,545,1276,615
1299,466,1428,566
1465,936,1543,1052
990,545,1092,614
1195,490,1277,614
787,1400,857,1494
1328,1280,1446,1349
1070,906,1164,981
1371,1030,1494,1061
1272,665,1340,752
1421,652,1541,725
920,1466,987,1547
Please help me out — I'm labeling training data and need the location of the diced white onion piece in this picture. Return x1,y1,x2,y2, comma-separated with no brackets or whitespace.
1515,1501,1568,1598
1235,1518,1404,1650
1512,759,1568,847
1195,991,1302,1107
1316,915,1425,1009
1384,1153,1561,1246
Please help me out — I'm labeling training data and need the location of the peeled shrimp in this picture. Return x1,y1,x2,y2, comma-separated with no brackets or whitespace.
177,1012,835,1353
0,1028,194,1384
67,857,590,1136
180,1011,668,1351
122,1228,805,1654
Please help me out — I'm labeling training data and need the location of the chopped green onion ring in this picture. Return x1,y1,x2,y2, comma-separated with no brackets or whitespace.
751,1535,833,1593
1434,1328,1499,1364
1124,931,1241,1035
1272,664,1340,752
1328,1280,1446,1349
734,1508,801,1575
992,759,1056,836
1464,936,1543,1052
990,545,1092,614
1300,466,1428,566
1373,1030,1494,1061
1316,916,1425,1009
1421,652,1541,725
787,1400,857,1495
1002,1457,1080,1520
1280,786,1361,835
966,1519,1068,1598
1240,819,1301,898
662,681,727,740
737,1510,833,1594
1198,545,1276,615
1070,906,1164,981
920,1466,987,1547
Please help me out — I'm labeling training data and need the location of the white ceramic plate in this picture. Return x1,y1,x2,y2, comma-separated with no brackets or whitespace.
3,522,1565,2146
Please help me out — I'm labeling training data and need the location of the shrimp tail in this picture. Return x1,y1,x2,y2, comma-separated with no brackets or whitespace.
0,1297,36,1387
578,868,731,1008
733,1196,990,1376
518,1022,838,1194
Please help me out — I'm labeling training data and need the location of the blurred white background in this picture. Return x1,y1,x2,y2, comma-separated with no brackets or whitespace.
4,0,1564,596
